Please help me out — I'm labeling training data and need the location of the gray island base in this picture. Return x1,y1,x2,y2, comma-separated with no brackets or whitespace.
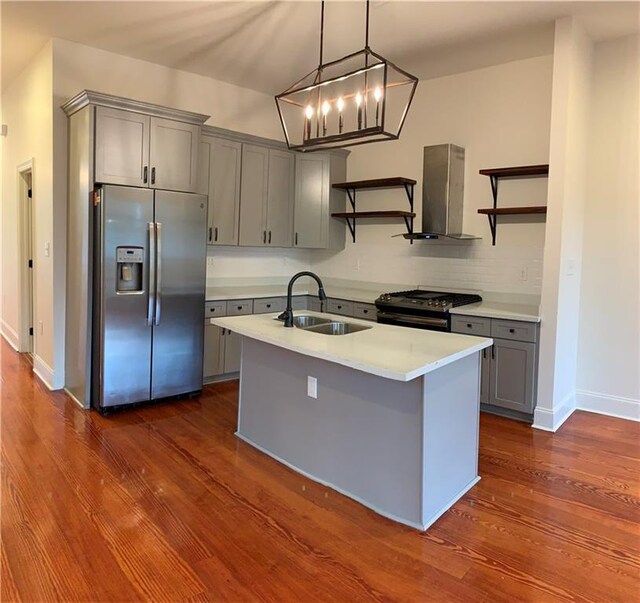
236,337,482,530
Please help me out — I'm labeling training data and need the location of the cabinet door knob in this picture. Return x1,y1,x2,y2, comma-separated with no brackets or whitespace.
143,166,148,184
295,232,298,246
492,346,495,360
268,230,272,244
208,227,212,242
151,167,156,185
263,230,266,244
214,227,218,242
237,306,242,311
509,328,515,333
467,323,472,328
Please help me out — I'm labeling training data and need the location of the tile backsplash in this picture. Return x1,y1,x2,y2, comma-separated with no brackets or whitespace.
207,241,543,296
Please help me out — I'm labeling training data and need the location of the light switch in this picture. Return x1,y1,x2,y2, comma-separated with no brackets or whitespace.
307,376,318,399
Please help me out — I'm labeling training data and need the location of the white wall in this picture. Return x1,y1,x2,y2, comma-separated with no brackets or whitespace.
534,19,594,431
0,41,58,385
576,34,639,420
310,55,552,295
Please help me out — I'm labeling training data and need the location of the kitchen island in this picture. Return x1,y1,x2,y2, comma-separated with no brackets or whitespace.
210,311,492,530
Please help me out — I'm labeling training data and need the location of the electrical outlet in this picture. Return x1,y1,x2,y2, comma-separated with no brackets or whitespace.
307,376,317,399
567,260,576,276
519,267,528,281
206,256,215,268
38,321,43,335
44,242,50,257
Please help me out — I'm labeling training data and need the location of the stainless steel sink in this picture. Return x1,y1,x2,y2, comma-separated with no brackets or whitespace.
292,315,333,328
303,321,372,336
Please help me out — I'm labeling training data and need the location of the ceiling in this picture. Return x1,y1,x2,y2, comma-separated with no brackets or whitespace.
2,1,639,94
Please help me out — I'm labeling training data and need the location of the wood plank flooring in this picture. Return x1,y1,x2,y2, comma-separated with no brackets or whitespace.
1,338,638,602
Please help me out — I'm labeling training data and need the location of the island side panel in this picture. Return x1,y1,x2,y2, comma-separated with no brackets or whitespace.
421,352,481,528
238,338,424,528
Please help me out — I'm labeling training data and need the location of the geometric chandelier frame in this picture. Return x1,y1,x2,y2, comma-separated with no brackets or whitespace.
275,0,418,152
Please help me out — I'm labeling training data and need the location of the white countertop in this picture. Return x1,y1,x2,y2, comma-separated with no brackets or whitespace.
210,311,492,382
450,301,541,323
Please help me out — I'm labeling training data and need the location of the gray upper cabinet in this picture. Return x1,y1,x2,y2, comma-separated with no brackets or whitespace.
266,149,295,247
95,106,150,187
199,136,242,245
149,117,200,193
294,152,346,250
239,144,269,246
294,153,329,249
239,145,295,247
94,106,200,193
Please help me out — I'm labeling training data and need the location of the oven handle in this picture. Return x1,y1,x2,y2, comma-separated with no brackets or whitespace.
377,311,449,329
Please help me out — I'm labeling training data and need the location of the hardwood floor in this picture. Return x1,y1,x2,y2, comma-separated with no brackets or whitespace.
1,338,638,602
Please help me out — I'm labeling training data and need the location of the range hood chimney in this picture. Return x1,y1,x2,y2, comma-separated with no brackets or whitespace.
404,144,479,241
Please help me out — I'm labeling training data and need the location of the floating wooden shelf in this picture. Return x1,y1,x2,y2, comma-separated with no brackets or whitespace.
331,210,416,219
479,164,549,244
479,165,549,178
331,177,416,242
332,177,417,191
478,206,547,216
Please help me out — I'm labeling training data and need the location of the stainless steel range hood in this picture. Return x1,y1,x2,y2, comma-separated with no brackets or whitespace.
403,144,480,241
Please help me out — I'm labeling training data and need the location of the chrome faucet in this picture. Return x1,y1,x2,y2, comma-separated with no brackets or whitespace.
278,271,327,327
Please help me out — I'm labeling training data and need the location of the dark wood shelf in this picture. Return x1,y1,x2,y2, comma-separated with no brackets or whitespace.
479,164,549,178
331,210,416,219
478,206,547,216
479,164,549,244
332,177,417,191
331,177,417,242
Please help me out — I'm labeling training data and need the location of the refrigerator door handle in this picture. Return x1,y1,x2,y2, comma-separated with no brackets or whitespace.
154,222,163,326
147,222,156,326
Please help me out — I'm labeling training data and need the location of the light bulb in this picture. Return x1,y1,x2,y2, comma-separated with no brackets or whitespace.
374,87,382,102
355,92,363,107
322,101,330,115
305,105,314,119
337,97,345,112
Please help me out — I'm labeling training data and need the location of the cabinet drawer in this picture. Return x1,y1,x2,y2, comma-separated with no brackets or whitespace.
205,301,227,318
353,302,376,321
327,299,354,316
492,319,538,343
451,315,491,336
253,297,285,314
227,299,253,316
291,296,308,311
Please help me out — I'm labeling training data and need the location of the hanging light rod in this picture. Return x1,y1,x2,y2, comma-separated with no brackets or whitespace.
275,0,419,152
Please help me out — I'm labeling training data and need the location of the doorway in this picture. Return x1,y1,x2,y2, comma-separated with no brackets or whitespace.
18,161,35,356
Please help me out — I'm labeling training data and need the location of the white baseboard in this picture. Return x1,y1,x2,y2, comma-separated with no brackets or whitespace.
33,355,55,390
532,391,576,432
576,390,640,422
1,320,20,351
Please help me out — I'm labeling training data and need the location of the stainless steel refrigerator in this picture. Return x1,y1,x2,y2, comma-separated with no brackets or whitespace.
92,185,207,409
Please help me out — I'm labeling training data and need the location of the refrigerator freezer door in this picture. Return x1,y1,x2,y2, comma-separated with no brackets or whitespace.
100,186,154,407
151,191,207,399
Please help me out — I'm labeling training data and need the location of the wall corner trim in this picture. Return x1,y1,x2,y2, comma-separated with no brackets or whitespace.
33,355,58,391
1,322,21,351
576,390,640,422
532,391,576,432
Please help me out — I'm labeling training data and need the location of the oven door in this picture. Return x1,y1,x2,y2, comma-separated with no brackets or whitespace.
376,311,450,332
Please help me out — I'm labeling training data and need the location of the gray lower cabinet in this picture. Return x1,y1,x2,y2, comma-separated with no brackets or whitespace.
199,135,241,246
203,323,241,381
453,315,539,419
239,145,295,247
489,338,536,413
293,152,346,250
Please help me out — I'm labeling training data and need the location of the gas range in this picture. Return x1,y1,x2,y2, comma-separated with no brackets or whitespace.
375,289,482,332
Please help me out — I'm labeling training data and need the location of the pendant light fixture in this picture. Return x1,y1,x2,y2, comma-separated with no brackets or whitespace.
275,0,418,152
